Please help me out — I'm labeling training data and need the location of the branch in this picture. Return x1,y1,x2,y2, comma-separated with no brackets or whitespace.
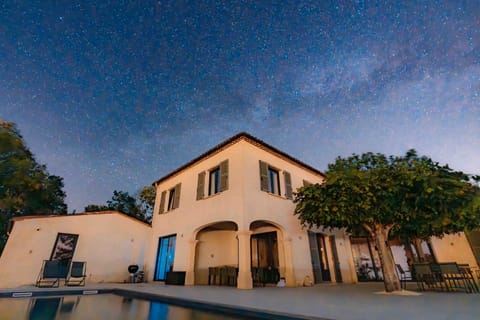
384,223,396,233
362,223,374,237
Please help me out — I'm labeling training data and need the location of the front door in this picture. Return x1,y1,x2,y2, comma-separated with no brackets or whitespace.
251,232,279,268
308,231,331,283
154,235,176,281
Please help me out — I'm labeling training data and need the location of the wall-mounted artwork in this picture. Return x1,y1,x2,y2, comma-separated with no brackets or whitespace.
50,233,79,261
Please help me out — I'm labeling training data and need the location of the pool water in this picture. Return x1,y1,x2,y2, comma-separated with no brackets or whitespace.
0,294,250,320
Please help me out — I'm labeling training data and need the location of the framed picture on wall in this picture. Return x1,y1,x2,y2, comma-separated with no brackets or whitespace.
50,233,79,261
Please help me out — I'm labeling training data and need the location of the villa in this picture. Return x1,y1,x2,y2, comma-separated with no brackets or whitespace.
0,133,478,288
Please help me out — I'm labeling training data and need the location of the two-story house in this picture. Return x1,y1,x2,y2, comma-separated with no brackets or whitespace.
1,132,478,288
144,132,357,288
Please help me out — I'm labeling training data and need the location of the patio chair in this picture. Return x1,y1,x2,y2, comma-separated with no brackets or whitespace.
438,262,470,293
65,261,87,286
458,264,479,293
36,260,70,288
395,264,412,290
413,262,443,291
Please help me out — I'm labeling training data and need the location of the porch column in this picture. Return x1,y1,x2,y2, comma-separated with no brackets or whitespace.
281,237,296,287
185,239,198,285
236,230,253,289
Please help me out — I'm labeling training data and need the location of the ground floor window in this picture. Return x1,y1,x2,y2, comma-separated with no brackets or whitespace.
350,237,435,281
154,234,176,281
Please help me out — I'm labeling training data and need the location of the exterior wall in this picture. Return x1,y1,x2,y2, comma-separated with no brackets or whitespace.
430,233,479,268
0,212,150,288
194,230,238,284
146,137,358,287
145,141,246,281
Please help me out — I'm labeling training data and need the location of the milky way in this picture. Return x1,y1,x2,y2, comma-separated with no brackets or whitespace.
1,1,479,211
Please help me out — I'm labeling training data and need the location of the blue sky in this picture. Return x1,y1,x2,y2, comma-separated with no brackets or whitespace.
1,1,479,211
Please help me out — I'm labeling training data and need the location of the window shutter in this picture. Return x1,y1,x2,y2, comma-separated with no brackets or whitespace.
220,159,229,191
259,160,269,191
284,171,292,199
197,172,205,200
173,183,181,209
159,191,166,214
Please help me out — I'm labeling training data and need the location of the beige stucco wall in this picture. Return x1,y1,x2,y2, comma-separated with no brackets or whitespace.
430,233,479,268
146,138,357,287
194,230,238,284
0,212,150,288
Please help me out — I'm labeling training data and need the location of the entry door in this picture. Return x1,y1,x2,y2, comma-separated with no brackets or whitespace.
251,232,279,268
308,232,331,283
154,235,176,281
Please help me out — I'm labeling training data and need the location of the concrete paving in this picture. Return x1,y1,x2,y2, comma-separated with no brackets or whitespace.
1,282,479,320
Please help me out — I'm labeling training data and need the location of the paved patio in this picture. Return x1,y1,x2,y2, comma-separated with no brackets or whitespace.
1,282,478,320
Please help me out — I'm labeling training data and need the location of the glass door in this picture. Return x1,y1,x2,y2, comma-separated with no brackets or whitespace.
308,232,331,283
154,235,176,281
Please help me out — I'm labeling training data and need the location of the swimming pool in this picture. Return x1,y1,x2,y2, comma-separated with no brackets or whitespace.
0,293,253,320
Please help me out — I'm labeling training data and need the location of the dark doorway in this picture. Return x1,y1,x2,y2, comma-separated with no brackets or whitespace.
251,232,279,268
308,231,331,283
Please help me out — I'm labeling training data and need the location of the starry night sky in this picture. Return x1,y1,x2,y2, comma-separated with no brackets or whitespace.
1,1,479,212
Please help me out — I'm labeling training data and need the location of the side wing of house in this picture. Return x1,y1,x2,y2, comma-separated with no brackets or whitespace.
0,212,150,288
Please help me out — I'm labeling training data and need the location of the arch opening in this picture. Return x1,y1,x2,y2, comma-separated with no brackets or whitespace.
194,221,238,285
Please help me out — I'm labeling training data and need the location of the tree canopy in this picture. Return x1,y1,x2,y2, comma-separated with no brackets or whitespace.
294,149,480,292
1,120,67,252
84,186,155,223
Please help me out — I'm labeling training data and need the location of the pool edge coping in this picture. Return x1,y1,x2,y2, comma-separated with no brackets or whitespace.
0,286,332,320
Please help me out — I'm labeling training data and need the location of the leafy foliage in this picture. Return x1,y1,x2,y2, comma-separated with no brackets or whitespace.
294,149,480,291
84,186,155,223
294,150,480,238
1,120,67,252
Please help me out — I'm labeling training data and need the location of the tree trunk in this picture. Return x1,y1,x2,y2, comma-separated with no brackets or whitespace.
367,224,401,292
412,238,425,262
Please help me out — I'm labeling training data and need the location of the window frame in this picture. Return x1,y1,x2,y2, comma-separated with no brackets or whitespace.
267,166,281,195
167,188,176,211
208,166,221,196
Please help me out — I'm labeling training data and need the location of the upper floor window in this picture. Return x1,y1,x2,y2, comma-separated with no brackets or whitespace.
158,183,181,214
259,160,292,198
209,167,221,195
197,159,229,200
167,188,176,211
268,167,280,195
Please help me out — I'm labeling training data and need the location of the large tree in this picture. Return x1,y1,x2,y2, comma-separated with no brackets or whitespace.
294,150,480,292
85,186,155,223
1,120,67,252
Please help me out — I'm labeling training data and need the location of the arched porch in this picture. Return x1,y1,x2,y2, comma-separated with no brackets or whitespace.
192,221,238,285
249,220,295,287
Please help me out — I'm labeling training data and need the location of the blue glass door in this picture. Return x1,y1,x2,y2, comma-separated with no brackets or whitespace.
154,235,176,281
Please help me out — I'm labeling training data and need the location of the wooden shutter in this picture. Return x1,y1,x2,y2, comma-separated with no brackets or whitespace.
220,160,229,192
159,191,166,214
284,171,292,199
259,160,269,191
196,172,205,200
173,183,181,209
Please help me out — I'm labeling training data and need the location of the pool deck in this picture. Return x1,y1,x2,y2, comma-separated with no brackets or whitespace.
1,282,478,320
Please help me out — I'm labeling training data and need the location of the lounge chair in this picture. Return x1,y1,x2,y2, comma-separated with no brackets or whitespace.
65,261,87,286
36,260,70,288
